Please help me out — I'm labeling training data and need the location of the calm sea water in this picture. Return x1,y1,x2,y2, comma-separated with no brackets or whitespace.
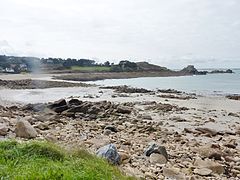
89,69,240,95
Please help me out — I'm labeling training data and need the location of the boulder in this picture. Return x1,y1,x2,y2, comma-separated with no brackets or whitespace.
15,120,37,139
96,144,121,165
150,153,167,164
144,142,168,160
0,124,8,136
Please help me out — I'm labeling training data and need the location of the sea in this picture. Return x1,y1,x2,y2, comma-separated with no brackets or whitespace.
89,69,240,95
0,69,239,104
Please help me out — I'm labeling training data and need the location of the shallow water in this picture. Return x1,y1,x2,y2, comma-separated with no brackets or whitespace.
0,69,239,104
88,69,240,95
0,87,102,104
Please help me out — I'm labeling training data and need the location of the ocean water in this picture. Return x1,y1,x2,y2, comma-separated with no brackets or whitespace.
89,69,240,95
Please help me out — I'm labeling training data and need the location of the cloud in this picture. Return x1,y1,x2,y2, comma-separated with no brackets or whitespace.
0,0,239,68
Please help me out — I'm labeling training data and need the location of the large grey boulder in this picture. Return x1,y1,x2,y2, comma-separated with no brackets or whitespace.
15,120,37,139
96,144,121,165
144,142,168,160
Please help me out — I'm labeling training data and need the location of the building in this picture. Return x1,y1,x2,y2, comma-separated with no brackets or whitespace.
5,67,15,73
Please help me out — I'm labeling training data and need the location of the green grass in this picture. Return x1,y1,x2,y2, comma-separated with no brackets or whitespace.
70,66,111,72
0,140,134,180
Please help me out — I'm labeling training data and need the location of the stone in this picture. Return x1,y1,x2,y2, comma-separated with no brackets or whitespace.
15,120,37,139
35,122,49,130
22,103,46,112
194,168,212,176
103,129,112,136
104,125,118,133
163,167,185,180
0,124,8,136
144,142,168,160
96,144,121,165
209,152,222,160
52,105,69,113
144,172,156,179
142,114,152,120
194,159,225,174
228,112,240,118
195,127,218,136
45,134,57,142
119,152,130,162
198,145,222,160
224,143,237,149
116,106,132,114
68,99,82,106
48,99,67,109
149,153,167,164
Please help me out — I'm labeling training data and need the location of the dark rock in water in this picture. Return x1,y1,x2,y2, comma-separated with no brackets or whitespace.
48,99,67,109
22,103,46,112
116,106,132,114
181,65,200,75
209,69,233,74
226,69,233,73
96,144,121,165
144,143,168,160
158,89,182,94
101,85,152,94
105,125,118,133
68,99,82,106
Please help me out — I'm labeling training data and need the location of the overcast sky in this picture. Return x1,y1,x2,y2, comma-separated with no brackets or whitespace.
0,0,239,68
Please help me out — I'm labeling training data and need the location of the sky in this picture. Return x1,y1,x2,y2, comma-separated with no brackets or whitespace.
0,0,239,68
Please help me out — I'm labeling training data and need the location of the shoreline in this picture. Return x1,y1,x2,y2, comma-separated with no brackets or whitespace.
53,71,195,82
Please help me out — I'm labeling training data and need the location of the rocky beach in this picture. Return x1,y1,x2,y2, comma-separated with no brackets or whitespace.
0,74,240,179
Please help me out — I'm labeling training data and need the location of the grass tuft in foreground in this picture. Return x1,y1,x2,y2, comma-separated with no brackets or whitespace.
0,140,134,180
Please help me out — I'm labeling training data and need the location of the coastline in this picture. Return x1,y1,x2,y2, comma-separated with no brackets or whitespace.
53,71,195,82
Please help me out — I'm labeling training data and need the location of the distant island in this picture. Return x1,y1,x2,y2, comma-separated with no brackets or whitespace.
0,55,233,81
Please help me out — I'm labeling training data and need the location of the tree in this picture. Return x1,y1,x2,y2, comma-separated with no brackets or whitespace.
104,61,110,67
